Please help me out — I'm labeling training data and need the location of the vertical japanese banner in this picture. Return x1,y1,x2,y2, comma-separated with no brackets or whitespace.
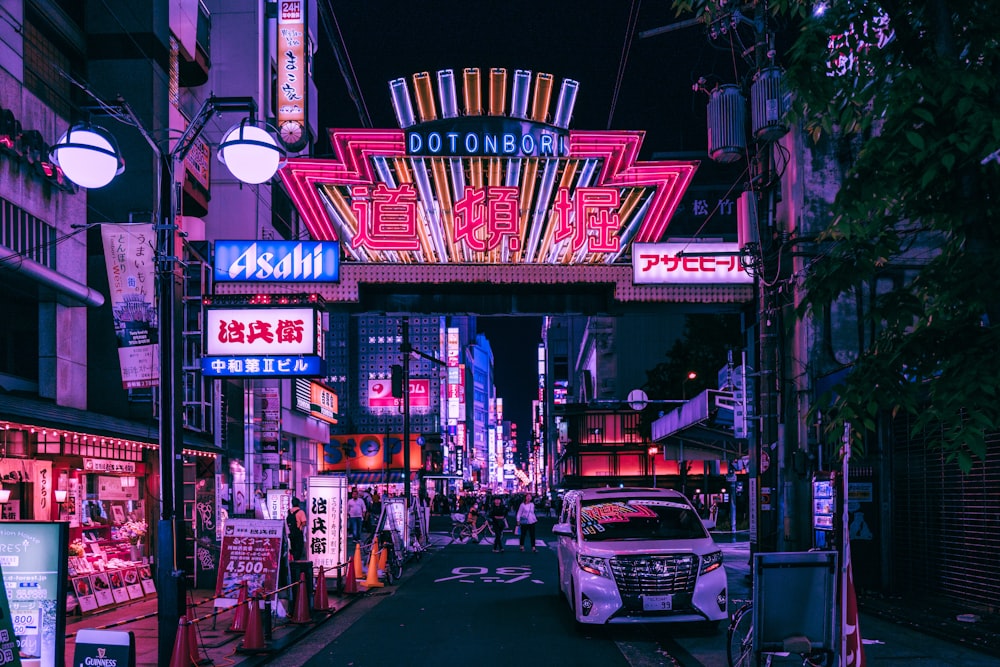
100,223,158,389
307,475,347,578
276,0,307,151
214,519,283,602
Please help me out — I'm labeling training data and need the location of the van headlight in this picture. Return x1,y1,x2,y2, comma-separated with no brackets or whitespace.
700,550,723,574
577,554,610,577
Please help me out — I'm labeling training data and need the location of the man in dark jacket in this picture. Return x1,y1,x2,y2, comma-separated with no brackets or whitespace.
488,496,507,552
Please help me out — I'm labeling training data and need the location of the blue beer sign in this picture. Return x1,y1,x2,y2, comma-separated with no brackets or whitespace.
214,240,340,282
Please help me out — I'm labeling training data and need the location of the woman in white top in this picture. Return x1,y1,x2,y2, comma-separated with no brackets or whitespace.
516,494,539,552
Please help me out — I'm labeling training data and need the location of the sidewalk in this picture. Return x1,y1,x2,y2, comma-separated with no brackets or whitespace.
64,576,361,667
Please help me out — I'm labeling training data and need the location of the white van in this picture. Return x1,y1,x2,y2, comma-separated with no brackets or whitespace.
553,487,727,627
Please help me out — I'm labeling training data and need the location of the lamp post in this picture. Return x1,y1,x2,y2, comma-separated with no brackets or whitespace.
51,96,281,664
682,371,698,400
648,446,659,488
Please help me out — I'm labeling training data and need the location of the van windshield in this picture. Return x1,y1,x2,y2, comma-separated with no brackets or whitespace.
579,498,707,541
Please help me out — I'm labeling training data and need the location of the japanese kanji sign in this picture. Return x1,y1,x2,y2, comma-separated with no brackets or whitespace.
276,0,307,151
205,307,317,356
307,475,347,578
100,223,158,389
215,519,284,599
632,242,752,285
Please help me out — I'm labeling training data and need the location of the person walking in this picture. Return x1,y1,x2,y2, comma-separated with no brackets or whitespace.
516,493,538,552
346,489,367,542
488,496,508,553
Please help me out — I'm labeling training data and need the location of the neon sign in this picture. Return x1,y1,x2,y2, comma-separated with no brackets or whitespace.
279,69,699,265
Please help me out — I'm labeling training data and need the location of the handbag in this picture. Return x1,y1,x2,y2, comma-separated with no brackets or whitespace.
514,525,521,536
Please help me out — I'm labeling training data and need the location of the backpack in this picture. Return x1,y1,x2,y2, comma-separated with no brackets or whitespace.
287,507,304,536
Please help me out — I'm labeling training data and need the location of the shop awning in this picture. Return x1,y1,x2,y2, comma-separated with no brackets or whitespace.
348,471,418,485
651,389,744,460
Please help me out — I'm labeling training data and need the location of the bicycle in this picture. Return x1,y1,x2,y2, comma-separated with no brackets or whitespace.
450,517,497,544
358,531,404,584
727,600,833,667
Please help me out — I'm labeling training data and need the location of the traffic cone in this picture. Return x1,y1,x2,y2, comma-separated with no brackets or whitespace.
227,583,248,633
343,558,358,595
238,596,267,652
352,543,363,583
168,616,191,667
314,566,332,610
187,599,207,665
378,543,388,572
361,543,384,588
290,572,312,624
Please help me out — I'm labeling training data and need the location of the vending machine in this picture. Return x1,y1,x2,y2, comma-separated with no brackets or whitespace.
811,471,838,550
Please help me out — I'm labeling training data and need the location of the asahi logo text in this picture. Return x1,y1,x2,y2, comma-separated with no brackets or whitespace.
214,241,339,282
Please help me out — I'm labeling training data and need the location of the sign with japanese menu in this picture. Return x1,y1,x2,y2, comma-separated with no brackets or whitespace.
306,475,347,578
0,521,68,667
100,223,158,389
215,519,284,600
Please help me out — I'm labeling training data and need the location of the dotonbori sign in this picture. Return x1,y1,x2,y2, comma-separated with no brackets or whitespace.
278,69,701,265
213,240,340,282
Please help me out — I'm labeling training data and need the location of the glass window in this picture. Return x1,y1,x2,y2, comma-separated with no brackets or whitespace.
580,498,707,541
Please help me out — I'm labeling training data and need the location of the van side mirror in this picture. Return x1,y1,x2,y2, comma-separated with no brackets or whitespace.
552,522,573,536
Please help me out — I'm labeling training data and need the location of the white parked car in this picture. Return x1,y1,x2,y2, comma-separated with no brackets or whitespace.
553,487,727,627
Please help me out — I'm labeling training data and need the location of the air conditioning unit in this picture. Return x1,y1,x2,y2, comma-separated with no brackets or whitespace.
707,84,747,164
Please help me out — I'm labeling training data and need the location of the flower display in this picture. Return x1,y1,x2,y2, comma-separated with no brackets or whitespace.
118,520,147,545
68,539,85,557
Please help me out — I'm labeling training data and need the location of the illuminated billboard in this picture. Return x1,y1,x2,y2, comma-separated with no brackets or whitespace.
632,242,752,284
201,306,324,378
214,240,340,282
279,68,699,267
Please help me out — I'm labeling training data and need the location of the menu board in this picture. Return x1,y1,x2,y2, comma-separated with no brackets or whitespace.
307,475,347,577
215,519,283,600
0,521,68,667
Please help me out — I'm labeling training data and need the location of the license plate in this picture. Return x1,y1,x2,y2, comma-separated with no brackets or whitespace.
642,594,673,611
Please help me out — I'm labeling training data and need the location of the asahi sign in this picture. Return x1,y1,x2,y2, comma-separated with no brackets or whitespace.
213,240,339,282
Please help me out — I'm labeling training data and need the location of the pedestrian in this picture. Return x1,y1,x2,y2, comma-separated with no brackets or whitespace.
516,493,538,552
346,489,367,542
286,497,307,561
488,495,508,553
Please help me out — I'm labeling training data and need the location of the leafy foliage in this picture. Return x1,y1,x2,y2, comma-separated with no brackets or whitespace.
673,0,1000,469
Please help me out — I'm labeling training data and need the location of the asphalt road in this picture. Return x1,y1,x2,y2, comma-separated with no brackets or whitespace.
263,517,1000,667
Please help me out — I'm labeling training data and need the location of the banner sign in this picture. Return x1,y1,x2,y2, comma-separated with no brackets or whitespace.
632,242,752,284
276,0,307,151
200,355,324,378
100,223,158,389
307,475,347,576
0,521,68,667
82,459,138,475
215,519,284,599
213,240,338,282
318,433,420,472
295,379,339,425
367,378,430,408
205,307,318,356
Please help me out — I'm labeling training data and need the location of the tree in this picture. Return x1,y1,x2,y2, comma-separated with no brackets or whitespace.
638,314,742,437
674,0,1000,469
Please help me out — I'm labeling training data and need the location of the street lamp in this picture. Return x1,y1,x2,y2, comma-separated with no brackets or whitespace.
682,371,698,399
51,96,282,664
648,446,659,488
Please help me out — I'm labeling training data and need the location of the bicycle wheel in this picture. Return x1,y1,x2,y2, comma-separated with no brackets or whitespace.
451,524,469,543
727,602,771,667
390,545,404,581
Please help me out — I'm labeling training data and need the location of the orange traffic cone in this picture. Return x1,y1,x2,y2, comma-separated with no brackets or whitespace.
290,572,312,624
238,596,267,652
314,566,331,610
378,543,388,572
352,543,363,583
168,616,191,667
227,583,248,633
343,558,359,595
187,599,207,665
361,543,384,588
